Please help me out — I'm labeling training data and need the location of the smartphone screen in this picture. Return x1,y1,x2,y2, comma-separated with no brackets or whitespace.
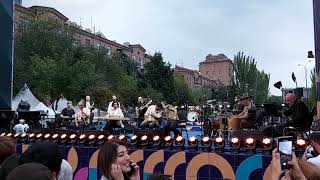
278,137,293,169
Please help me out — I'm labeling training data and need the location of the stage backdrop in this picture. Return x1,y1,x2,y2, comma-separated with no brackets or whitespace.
17,144,273,180
0,0,13,110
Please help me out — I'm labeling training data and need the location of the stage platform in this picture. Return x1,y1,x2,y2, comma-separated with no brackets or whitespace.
16,143,272,180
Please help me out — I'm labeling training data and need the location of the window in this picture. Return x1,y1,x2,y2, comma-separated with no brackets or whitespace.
107,47,112,56
138,51,140,55
96,43,101,50
85,39,91,46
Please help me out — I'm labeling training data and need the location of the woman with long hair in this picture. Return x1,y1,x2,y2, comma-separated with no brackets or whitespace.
98,140,140,180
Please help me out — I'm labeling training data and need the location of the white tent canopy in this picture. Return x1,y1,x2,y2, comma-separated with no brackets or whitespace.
30,102,56,118
12,83,41,111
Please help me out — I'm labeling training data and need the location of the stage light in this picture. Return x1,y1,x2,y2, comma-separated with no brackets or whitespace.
43,133,51,141
69,134,77,144
152,135,161,149
95,134,105,145
261,138,273,154
20,133,27,142
14,133,20,139
200,136,212,151
52,133,59,143
118,135,127,143
6,133,13,138
297,139,306,146
129,135,138,147
60,134,67,143
107,135,114,141
244,137,256,153
0,133,6,136
140,135,149,146
295,138,307,156
164,136,173,149
35,133,43,141
88,134,96,145
230,137,240,153
28,133,35,142
79,134,86,144
174,135,185,150
214,137,224,152
188,136,198,151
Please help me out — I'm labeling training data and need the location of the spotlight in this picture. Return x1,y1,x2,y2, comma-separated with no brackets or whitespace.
118,135,127,143
14,133,20,139
43,133,51,141
36,133,43,142
60,134,67,143
6,133,13,138
69,134,77,144
52,134,59,143
214,137,224,152
164,136,173,149
97,134,106,145
20,133,27,143
79,134,86,144
107,135,114,141
188,136,198,151
0,133,6,136
200,136,212,152
129,135,138,147
29,133,35,142
261,138,273,154
140,135,149,146
244,137,256,153
295,138,307,156
88,134,96,145
152,135,161,149
174,135,185,150
230,137,240,153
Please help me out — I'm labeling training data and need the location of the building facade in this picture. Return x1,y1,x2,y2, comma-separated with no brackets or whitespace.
174,65,216,88
199,54,233,86
14,4,150,68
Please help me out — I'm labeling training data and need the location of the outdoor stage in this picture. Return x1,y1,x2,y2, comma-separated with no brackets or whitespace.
17,144,272,180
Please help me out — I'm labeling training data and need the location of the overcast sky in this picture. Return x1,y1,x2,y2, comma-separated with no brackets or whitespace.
23,0,315,95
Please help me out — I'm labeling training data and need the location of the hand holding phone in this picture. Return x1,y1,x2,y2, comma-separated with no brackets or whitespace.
278,136,293,170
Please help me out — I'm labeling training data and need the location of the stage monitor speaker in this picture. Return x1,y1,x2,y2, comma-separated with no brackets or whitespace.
294,88,304,99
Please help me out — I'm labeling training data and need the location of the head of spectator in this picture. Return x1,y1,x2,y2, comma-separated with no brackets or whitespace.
0,136,15,164
6,163,54,180
20,142,62,179
285,93,296,107
309,131,320,154
98,140,139,180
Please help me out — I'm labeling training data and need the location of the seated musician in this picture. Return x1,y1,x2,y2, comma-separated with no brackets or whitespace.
107,95,120,114
104,102,125,134
135,97,152,124
228,96,256,130
60,101,75,127
263,93,312,137
72,101,90,131
160,101,181,137
140,103,163,129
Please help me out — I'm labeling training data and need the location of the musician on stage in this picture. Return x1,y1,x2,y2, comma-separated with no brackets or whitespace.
136,97,152,124
107,95,120,114
160,101,181,137
264,93,312,136
60,101,75,127
85,95,95,112
72,101,90,131
140,102,163,129
104,101,125,134
228,96,256,130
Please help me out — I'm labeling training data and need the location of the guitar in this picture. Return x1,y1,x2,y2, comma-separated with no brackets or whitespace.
139,100,153,111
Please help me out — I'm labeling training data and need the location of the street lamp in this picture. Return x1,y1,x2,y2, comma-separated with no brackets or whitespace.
298,51,315,104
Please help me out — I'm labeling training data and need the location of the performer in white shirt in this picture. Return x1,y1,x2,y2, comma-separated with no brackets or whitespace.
104,102,125,133
13,119,29,133
107,95,120,114
140,103,163,129
73,101,90,131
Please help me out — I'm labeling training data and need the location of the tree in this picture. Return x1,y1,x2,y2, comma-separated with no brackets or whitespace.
172,75,192,105
191,86,212,105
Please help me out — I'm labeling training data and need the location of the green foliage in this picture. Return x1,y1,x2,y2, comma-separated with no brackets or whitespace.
191,86,212,105
172,75,192,105
266,95,283,104
232,51,270,104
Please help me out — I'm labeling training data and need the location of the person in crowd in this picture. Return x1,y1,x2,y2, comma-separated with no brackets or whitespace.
140,102,163,129
228,96,256,130
0,136,20,180
73,101,90,131
6,163,54,180
104,102,125,134
19,142,73,180
108,95,120,114
13,119,29,134
160,101,180,137
98,140,140,180
270,148,320,180
302,131,320,168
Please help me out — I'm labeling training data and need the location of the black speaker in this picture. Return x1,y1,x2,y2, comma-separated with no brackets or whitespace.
294,88,304,99
0,110,15,131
